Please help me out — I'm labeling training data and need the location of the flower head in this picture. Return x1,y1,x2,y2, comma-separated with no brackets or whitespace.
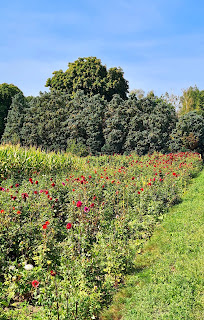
66,223,72,229
76,201,82,207
84,206,90,213
24,264,34,271
32,280,39,288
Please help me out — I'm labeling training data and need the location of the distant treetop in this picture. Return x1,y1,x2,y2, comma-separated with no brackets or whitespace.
45,57,129,101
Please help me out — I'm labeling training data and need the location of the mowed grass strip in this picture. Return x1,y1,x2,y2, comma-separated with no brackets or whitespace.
101,169,204,320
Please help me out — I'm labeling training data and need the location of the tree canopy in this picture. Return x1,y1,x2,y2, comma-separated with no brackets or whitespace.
0,83,22,138
179,85,204,117
45,57,129,101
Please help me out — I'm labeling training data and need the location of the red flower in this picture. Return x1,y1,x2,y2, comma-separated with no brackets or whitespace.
45,221,50,225
42,224,47,229
22,193,29,201
34,191,38,194
76,201,82,207
32,280,39,288
66,223,72,229
90,203,94,208
15,184,19,187
51,183,55,187
35,181,38,184
50,270,56,276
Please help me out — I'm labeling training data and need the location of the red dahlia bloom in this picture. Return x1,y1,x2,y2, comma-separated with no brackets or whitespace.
42,224,47,229
66,223,72,229
32,280,39,288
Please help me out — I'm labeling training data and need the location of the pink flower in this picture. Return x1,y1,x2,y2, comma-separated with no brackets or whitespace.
76,201,82,207
62,182,65,186
84,206,90,213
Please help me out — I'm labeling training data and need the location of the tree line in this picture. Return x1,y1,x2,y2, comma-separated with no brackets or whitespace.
0,57,204,156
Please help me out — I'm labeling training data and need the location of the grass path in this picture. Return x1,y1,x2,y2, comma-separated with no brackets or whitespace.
101,169,204,320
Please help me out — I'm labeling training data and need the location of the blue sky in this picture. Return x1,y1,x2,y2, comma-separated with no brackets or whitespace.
1,0,204,97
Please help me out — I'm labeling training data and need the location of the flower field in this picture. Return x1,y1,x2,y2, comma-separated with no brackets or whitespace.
0,145,202,319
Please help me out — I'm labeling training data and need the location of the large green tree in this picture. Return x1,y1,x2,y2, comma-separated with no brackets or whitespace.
1,93,27,144
169,111,204,156
45,57,129,101
66,91,106,155
124,95,177,155
21,92,71,151
102,94,128,154
0,83,22,138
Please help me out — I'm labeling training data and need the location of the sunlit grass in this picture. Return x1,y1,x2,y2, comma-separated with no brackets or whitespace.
100,169,204,320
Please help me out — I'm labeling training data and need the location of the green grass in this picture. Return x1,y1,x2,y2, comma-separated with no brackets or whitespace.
101,168,204,320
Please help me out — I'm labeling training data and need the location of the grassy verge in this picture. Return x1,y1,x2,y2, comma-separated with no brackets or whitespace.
101,168,204,320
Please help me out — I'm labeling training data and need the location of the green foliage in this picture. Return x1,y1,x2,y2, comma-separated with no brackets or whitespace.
179,85,204,117
102,168,204,320
45,57,129,101
0,145,202,319
67,91,106,155
102,94,128,154
1,93,28,145
124,96,177,155
2,90,179,155
0,83,22,138
170,111,204,156
66,139,89,157
21,91,71,151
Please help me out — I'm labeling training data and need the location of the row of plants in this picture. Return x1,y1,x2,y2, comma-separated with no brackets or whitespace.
2,90,204,157
0,145,203,319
